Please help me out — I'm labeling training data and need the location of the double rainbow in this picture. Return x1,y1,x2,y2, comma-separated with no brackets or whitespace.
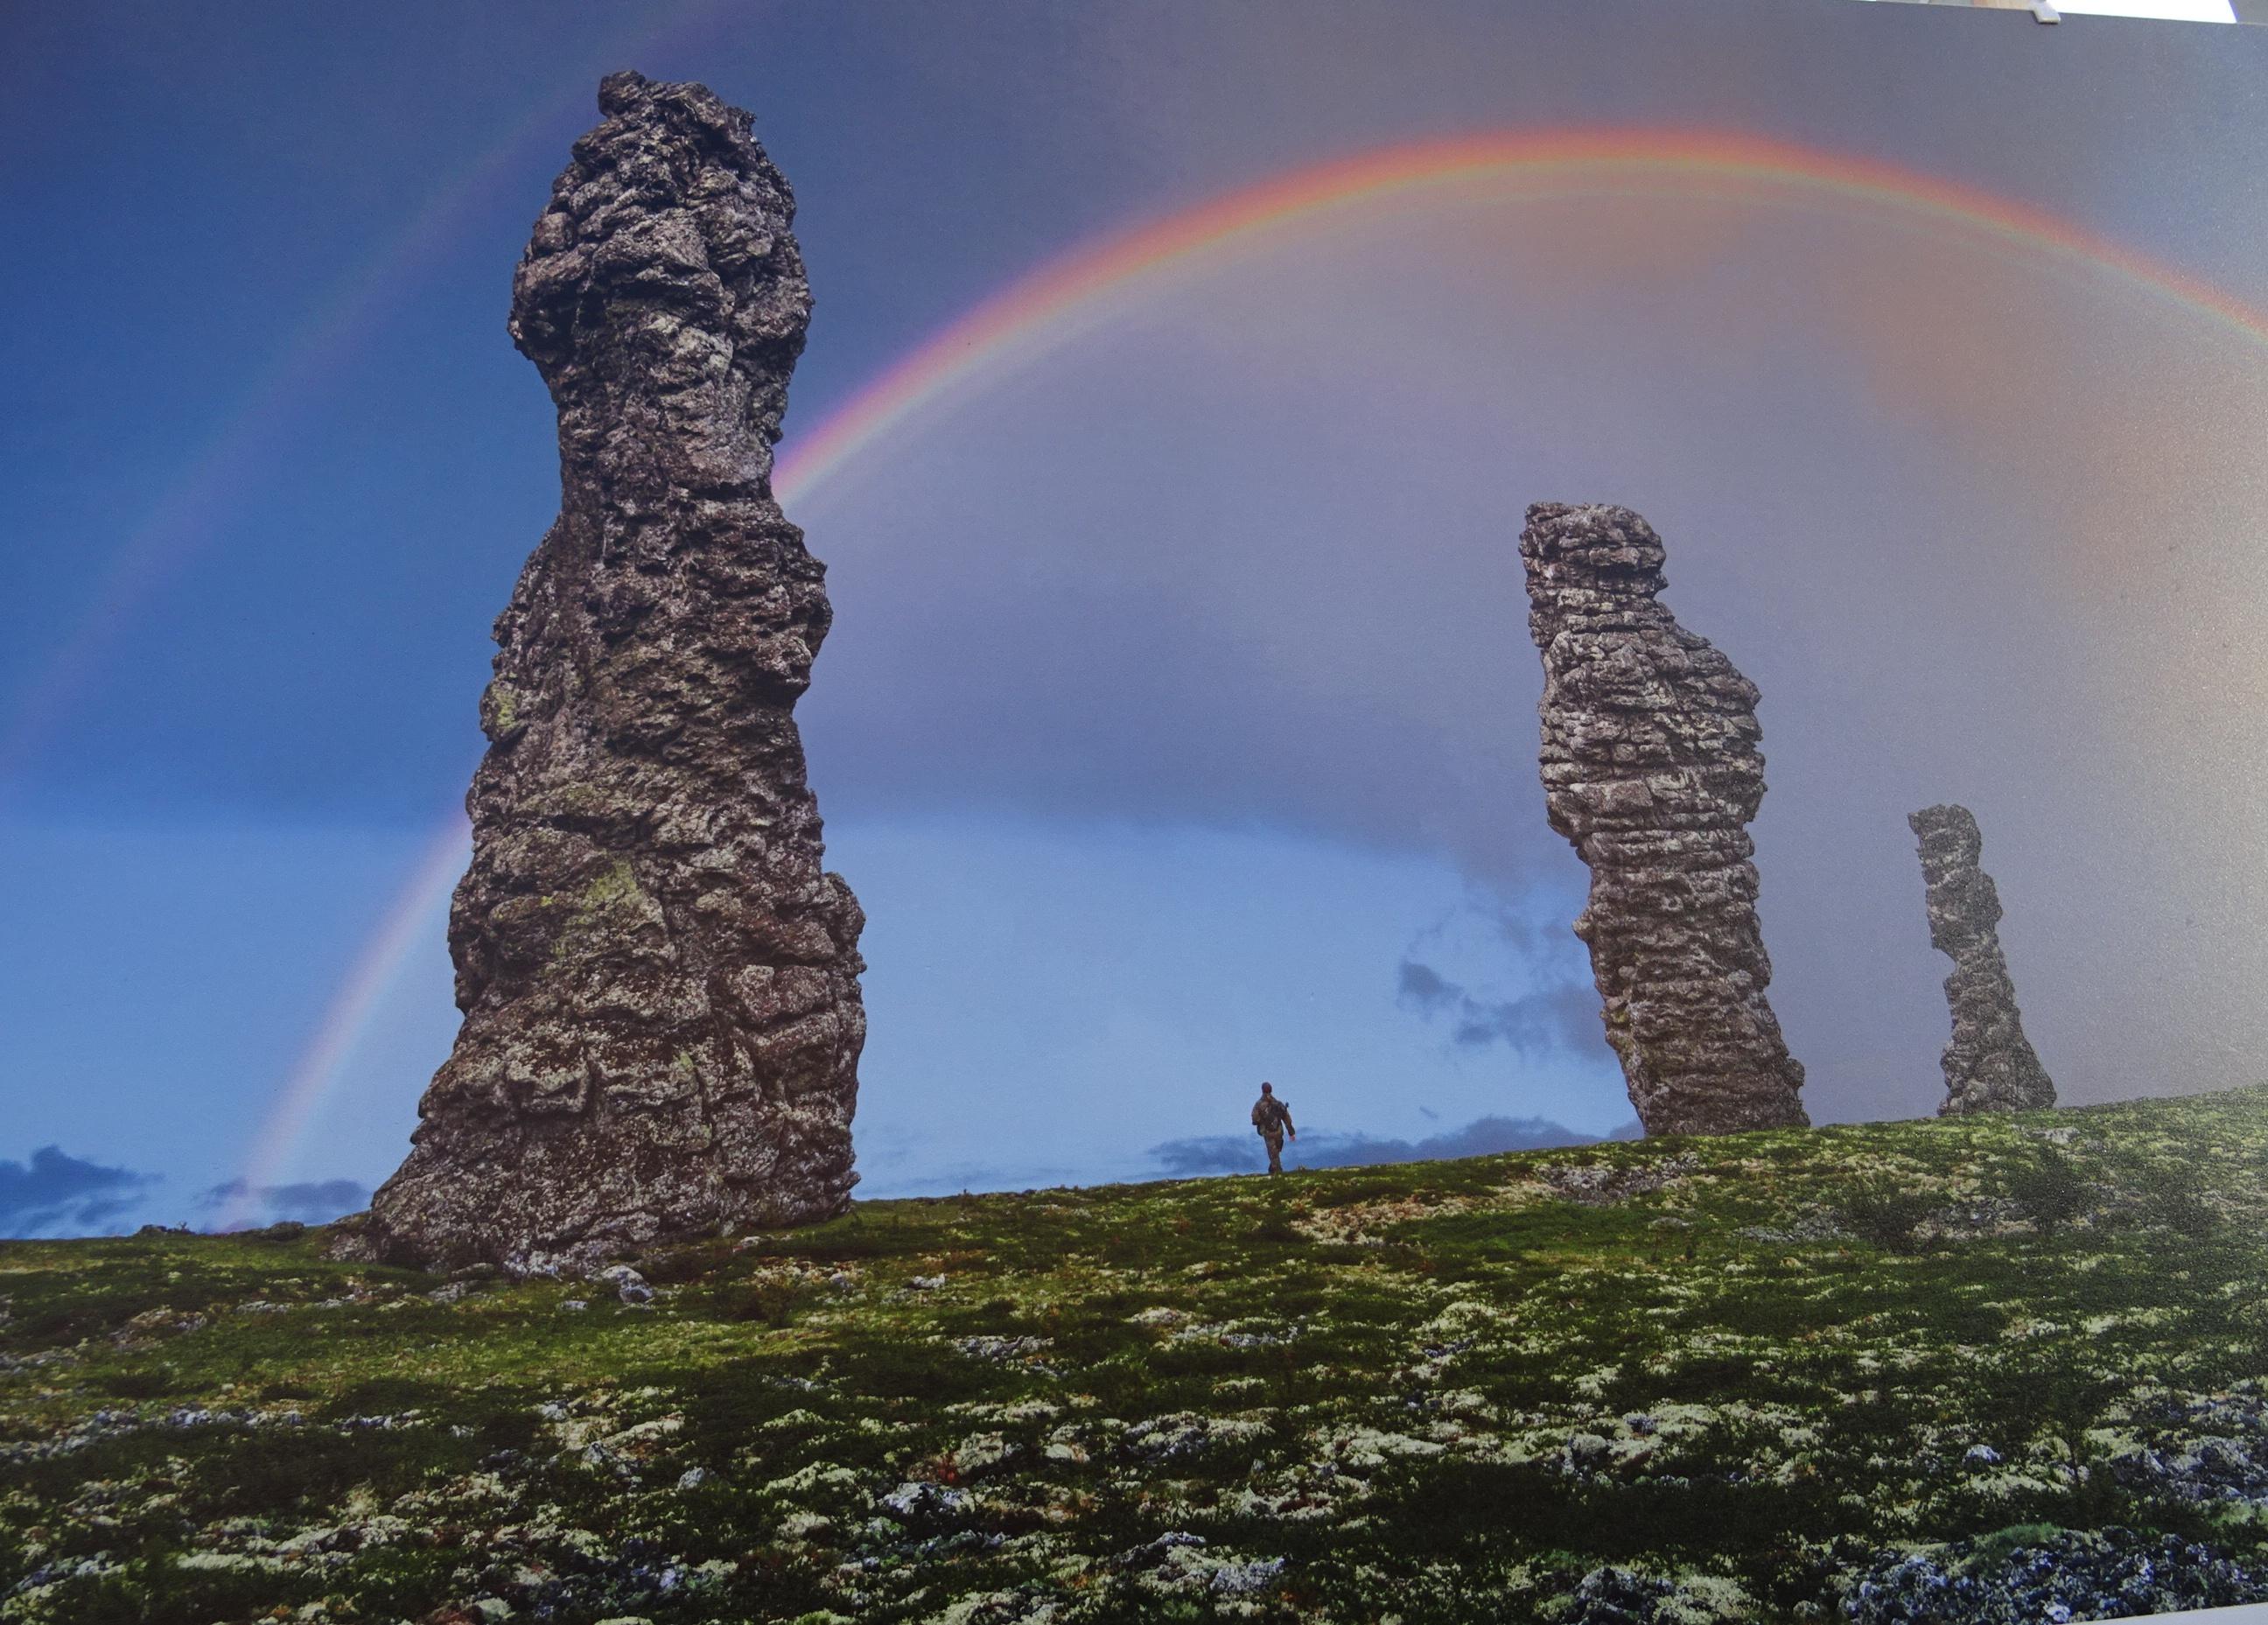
222,127,2268,1213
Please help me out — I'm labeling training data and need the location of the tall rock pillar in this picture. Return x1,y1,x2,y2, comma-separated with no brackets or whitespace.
353,72,866,1272
1908,803,2054,1115
1518,502,1808,1136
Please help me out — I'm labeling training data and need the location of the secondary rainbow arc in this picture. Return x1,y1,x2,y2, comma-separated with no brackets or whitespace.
226,126,2268,1212
0,1,736,790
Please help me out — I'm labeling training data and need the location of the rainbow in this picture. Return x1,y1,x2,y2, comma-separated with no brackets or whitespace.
774,126,2268,506
228,126,2268,1204
214,816,471,1230
0,2,735,791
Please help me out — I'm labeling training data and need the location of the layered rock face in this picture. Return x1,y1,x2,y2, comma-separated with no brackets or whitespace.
1908,803,2054,1116
1518,503,1808,1136
352,72,865,1272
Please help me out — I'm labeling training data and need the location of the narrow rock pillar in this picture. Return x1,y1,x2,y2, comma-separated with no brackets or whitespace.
349,72,866,1272
1909,803,2054,1115
1518,502,1808,1135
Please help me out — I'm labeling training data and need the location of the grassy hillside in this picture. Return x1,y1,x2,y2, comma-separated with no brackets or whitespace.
6,1089,2268,1624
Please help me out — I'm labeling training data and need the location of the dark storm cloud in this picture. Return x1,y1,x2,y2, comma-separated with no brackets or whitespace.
1147,1113,1621,1177
199,1178,370,1229
1396,958,1461,1015
1398,958,1597,1059
0,1146,158,1236
1450,984,1600,1056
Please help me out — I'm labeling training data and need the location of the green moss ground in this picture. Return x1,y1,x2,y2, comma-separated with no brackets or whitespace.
5,1088,2267,1623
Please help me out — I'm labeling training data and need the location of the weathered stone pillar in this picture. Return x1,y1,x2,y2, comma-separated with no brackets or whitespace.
1908,803,2054,1115
1518,502,1808,1135
348,72,865,1272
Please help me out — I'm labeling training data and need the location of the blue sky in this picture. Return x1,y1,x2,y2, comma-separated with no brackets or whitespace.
6,1,2268,1233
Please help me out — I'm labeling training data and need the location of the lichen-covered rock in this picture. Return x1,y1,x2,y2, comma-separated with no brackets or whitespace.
2106,1389,2268,1507
348,71,864,1273
1518,502,1807,1136
1845,1526,2262,1623
1908,804,2053,1117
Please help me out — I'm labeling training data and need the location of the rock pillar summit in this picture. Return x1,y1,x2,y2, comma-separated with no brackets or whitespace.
352,72,866,1272
1518,503,1808,1136
1908,803,2054,1116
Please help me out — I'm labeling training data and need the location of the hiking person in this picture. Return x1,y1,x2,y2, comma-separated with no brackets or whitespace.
1250,1082,1296,1174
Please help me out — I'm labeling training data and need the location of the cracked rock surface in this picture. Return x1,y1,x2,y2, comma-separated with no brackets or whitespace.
348,71,864,1273
1518,502,1807,1136
1909,803,2054,1117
